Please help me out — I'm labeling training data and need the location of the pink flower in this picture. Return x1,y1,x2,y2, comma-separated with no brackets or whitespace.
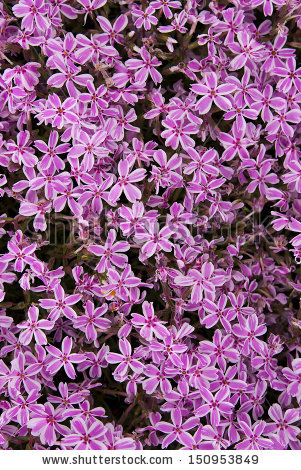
191,72,236,113
5,130,37,167
88,229,130,273
161,118,198,150
108,159,146,204
0,240,36,272
265,404,300,445
126,47,162,85
12,0,50,32
97,15,128,45
228,31,265,70
106,338,144,377
132,6,158,30
232,314,267,355
39,283,81,321
73,300,111,341
156,408,199,448
175,262,225,303
134,222,174,259
27,402,67,446
195,387,234,426
61,418,106,449
150,0,181,19
46,336,85,379
36,93,78,129
131,301,169,341
17,305,54,345
235,413,273,450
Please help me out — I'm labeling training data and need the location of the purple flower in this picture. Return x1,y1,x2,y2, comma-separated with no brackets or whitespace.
156,408,199,448
108,159,146,203
27,402,67,447
106,338,144,378
175,262,225,303
12,0,50,32
132,6,158,30
274,57,301,93
233,314,267,355
195,386,234,426
97,14,128,45
235,413,273,450
61,418,106,449
161,118,198,150
126,47,162,85
39,283,81,321
131,301,169,341
265,404,300,445
17,305,54,345
88,229,130,273
0,240,36,272
191,72,236,113
73,300,111,341
46,336,85,379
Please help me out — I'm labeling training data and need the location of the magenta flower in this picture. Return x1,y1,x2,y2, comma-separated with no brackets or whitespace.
232,314,267,355
27,402,67,447
135,222,174,260
175,262,225,303
219,120,253,161
150,0,181,19
106,338,144,378
5,389,41,426
35,130,69,171
149,149,182,193
195,387,234,426
108,159,146,204
10,353,41,394
46,336,85,379
247,161,279,196
156,408,199,448
235,413,273,450
88,229,130,273
12,0,50,32
5,130,37,167
73,300,111,341
0,240,36,272
202,294,235,332
142,363,172,395
36,93,78,129
249,84,286,123
274,57,301,93
132,6,158,30
198,329,240,369
17,305,54,345
251,0,285,16
228,30,265,70
265,404,300,445
19,200,52,232
100,265,141,301
131,301,169,341
104,423,136,450
97,14,128,45
282,359,301,398
78,176,113,213
161,118,198,150
126,47,162,85
47,57,93,98
75,34,118,65
39,283,81,321
191,72,236,113
61,418,106,449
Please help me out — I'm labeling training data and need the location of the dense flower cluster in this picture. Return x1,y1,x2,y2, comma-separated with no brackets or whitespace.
0,0,301,451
